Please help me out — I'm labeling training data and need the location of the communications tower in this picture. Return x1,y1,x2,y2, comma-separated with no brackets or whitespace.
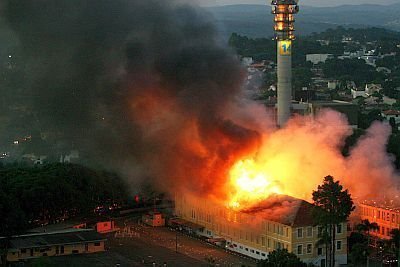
271,0,299,127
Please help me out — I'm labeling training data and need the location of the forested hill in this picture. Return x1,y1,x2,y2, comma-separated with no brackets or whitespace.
206,4,400,38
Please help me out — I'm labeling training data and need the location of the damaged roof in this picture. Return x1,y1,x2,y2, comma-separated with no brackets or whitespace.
242,194,315,227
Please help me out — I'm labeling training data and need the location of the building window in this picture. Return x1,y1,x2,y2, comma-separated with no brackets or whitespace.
317,226,323,238
297,245,303,255
21,249,26,254
261,237,266,246
297,228,303,238
250,249,255,253
337,224,342,234
94,242,101,247
307,227,313,237
261,253,266,257
336,240,342,251
256,251,260,255
317,247,323,256
307,244,312,254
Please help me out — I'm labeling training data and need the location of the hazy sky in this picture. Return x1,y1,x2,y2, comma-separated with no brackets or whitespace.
199,0,399,7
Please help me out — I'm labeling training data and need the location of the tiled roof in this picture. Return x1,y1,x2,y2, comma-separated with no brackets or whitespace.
383,110,400,116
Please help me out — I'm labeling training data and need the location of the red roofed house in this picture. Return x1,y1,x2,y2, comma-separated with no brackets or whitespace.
382,110,400,125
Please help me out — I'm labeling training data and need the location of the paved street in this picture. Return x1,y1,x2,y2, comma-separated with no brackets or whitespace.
109,221,256,267
26,221,256,267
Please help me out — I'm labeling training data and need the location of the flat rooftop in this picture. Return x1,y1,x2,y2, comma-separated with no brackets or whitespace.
8,229,106,250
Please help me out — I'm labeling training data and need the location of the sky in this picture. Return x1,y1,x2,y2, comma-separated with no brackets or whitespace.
198,0,399,7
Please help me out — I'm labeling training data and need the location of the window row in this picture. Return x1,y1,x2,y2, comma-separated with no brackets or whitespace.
297,241,342,256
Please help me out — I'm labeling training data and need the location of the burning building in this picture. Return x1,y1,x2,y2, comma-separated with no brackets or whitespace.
174,193,348,266
359,200,400,240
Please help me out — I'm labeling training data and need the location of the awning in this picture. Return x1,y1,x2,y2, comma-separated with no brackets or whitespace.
169,218,204,231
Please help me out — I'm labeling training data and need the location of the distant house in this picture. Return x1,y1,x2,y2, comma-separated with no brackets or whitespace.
351,88,366,99
365,83,382,96
342,36,353,43
328,80,340,90
346,81,357,90
241,57,253,67
306,54,334,64
383,96,397,105
382,110,400,124
361,55,378,66
376,67,391,74
6,229,106,263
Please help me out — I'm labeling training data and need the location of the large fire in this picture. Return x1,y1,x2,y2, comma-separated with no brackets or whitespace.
222,110,400,211
228,159,283,208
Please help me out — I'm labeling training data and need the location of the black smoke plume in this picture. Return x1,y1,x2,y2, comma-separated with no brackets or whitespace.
1,0,260,195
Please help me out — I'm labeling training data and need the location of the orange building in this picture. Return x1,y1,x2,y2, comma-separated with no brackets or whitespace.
359,202,400,239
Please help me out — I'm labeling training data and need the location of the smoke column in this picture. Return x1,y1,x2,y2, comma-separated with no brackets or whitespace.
1,0,260,196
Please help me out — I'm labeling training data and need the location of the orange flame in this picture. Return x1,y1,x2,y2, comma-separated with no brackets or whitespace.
228,159,283,209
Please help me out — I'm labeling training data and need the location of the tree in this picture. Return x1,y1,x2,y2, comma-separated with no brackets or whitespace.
312,176,355,267
349,242,368,267
390,117,398,134
257,249,307,267
356,219,379,267
390,228,400,267
348,231,368,266
315,225,331,267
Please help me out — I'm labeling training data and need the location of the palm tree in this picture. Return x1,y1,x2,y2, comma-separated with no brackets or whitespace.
315,225,331,267
356,219,379,267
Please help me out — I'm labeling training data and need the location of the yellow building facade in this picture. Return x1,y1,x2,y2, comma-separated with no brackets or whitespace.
175,194,348,267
